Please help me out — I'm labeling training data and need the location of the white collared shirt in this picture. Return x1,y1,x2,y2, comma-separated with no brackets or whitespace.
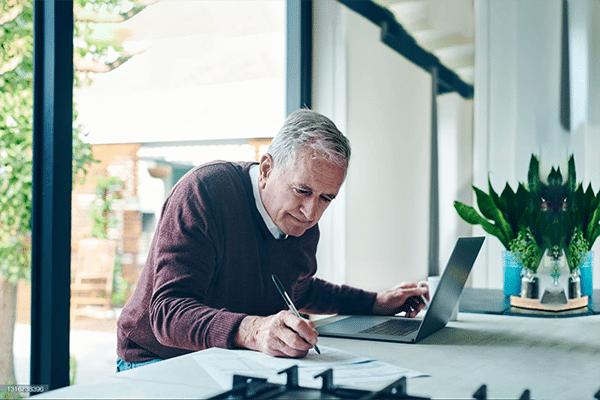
249,165,287,240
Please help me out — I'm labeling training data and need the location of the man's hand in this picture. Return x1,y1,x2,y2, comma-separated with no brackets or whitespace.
234,311,319,358
372,282,429,317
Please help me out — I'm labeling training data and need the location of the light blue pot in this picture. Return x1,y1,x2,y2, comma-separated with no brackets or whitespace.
580,252,594,297
503,251,522,297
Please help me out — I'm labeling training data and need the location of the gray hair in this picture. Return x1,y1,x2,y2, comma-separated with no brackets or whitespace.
268,109,351,173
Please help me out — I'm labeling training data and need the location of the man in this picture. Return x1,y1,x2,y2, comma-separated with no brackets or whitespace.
116,109,428,371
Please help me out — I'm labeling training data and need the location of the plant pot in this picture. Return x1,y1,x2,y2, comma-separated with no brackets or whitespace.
510,249,591,312
503,251,522,297
568,271,581,299
520,269,539,299
148,165,172,179
580,251,594,297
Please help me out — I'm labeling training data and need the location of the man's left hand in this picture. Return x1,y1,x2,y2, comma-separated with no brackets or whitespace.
372,282,429,317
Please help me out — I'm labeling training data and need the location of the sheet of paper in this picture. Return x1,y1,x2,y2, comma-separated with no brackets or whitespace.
192,345,428,390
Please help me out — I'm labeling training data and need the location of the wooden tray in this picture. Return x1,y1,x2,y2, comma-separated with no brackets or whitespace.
510,295,589,312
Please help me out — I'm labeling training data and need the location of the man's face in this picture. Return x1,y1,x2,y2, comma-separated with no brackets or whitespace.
259,148,346,237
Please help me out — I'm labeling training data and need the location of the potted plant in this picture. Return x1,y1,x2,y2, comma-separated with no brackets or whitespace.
454,154,599,304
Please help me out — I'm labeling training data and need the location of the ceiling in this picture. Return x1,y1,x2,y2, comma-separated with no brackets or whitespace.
338,0,474,98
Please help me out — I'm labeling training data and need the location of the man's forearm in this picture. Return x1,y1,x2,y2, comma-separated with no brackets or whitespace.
296,277,378,315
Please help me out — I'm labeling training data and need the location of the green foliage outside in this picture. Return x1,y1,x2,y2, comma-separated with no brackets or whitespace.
87,176,132,308
1,0,149,281
0,0,136,284
1,0,35,284
1,0,151,385
454,154,600,272
88,176,123,239
69,355,78,386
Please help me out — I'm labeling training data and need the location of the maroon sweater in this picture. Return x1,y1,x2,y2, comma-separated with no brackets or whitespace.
117,161,377,362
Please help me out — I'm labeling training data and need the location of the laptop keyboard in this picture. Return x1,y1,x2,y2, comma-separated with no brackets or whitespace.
359,319,421,336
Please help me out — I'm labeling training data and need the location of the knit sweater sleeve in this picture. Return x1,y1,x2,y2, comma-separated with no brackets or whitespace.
148,167,246,351
294,276,378,315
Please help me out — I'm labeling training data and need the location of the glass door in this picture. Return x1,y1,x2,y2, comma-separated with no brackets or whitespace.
69,0,284,385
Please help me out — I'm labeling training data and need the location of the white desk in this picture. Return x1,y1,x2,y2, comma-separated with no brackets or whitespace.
34,312,600,399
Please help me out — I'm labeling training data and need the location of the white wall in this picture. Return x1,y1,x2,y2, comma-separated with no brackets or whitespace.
344,7,432,290
314,2,431,291
313,0,349,285
313,0,475,291
438,93,475,270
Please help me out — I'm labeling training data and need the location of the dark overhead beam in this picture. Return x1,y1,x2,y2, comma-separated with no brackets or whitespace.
286,0,313,115
560,0,570,132
337,0,474,99
429,66,440,276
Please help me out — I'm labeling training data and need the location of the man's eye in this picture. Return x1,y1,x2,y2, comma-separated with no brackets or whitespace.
295,188,310,195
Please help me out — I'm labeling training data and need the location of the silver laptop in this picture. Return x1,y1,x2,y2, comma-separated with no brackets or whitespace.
316,236,484,343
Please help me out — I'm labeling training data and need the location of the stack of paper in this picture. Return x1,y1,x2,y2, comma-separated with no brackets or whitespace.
192,345,428,390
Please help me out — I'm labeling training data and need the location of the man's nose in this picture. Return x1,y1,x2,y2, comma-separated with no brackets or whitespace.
300,197,319,221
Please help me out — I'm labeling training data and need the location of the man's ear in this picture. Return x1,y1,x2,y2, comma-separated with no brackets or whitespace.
259,153,274,187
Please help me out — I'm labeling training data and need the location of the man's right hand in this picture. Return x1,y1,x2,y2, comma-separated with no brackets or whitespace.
234,311,319,358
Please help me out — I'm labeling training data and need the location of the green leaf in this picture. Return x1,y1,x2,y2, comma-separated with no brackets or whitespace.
453,201,486,225
479,221,509,249
585,207,600,247
589,224,600,249
584,184,595,216
517,208,535,232
500,183,515,208
499,182,517,231
488,179,503,209
515,183,531,209
585,183,600,218
547,167,563,187
473,186,514,243
454,201,509,248
473,186,498,221
527,154,541,194
566,155,576,194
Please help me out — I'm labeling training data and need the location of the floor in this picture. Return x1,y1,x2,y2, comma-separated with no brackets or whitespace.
14,315,118,386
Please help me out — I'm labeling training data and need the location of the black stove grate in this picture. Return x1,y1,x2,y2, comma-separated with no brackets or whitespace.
206,364,600,399
207,365,428,400
206,364,548,400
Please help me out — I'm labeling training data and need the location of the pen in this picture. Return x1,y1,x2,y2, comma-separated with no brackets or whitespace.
271,274,321,354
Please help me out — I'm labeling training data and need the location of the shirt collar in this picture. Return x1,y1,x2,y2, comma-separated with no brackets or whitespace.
250,164,287,240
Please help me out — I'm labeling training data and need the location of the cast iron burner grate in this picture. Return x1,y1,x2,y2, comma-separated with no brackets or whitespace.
207,365,428,399
206,364,574,400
